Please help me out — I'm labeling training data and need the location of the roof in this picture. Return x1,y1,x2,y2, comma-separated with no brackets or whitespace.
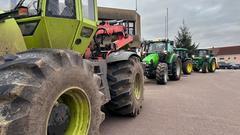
210,46,240,56
98,7,139,21
176,48,188,51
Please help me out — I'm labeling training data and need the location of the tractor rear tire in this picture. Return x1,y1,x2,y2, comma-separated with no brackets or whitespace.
183,60,193,75
107,57,144,117
0,49,104,135
169,58,182,81
156,63,168,85
209,60,216,73
202,62,209,73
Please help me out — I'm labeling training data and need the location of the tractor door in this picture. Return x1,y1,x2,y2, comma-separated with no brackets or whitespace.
45,0,79,49
71,0,98,54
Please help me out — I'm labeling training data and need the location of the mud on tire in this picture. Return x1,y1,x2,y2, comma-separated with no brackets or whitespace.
0,49,104,135
106,57,144,117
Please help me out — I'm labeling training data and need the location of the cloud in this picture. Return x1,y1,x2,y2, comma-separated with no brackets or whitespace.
98,0,240,48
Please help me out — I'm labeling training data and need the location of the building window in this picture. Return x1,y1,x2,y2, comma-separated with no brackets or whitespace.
234,57,237,60
219,58,224,60
228,57,231,60
98,19,136,35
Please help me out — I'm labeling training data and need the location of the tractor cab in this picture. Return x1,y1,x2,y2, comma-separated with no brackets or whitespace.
0,0,98,55
142,40,174,56
193,49,213,58
176,48,189,60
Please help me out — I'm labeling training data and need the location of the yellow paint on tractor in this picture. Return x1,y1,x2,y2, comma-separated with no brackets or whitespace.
0,12,26,56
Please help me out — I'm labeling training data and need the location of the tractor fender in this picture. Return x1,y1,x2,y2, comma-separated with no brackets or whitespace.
184,58,193,62
208,57,216,63
167,53,179,64
107,50,140,63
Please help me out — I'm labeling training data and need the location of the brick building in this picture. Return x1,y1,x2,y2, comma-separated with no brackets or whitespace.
212,46,240,64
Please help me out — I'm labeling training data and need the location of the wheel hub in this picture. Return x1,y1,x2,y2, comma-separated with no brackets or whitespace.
48,103,70,135
187,63,192,73
47,88,91,135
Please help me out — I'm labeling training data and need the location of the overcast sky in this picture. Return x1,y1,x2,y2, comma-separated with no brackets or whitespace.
98,0,240,48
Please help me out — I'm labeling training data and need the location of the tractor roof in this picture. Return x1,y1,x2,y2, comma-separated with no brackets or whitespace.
176,48,188,51
197,49,210,51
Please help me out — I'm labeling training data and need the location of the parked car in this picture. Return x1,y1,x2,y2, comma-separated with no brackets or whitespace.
218,62,231,69
230,64,240,69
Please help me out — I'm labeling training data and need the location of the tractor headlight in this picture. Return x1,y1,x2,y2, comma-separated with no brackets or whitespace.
192,55,195,58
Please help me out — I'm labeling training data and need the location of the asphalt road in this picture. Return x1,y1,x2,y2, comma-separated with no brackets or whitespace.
100,70,240,135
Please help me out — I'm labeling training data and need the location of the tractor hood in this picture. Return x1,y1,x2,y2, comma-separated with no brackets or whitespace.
142,53,159,66
0,10,26,56
192,57,202,60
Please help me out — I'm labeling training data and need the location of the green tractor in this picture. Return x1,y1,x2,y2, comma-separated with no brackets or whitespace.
0,0,144,135
192,49,217,73
176,48,193,75
141,40,182,85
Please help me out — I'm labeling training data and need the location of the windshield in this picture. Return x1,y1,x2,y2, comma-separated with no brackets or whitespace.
0,0,39,16
198,50,208,57
177,50,187,58
147,42,166,53
0,0,19,11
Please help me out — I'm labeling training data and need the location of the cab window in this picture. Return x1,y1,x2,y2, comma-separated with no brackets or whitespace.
81,0,95,20
167,43,174,53
46,0,76,18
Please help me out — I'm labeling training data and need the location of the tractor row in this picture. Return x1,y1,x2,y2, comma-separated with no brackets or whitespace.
141,40,217,85
0,0,217,134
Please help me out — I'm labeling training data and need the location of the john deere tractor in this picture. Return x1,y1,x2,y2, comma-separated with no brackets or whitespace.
0,0,144,135
176,48,193,75
192,49,217,73
141,40,182,84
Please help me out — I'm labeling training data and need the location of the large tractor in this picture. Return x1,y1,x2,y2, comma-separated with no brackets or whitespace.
176,48,193,75
0,0,144,135
192,49,217,73
141,40,182,85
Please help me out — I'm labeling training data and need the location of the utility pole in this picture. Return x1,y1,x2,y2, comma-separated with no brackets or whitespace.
167,8,169,40
135,0,138,11
165,16,167,40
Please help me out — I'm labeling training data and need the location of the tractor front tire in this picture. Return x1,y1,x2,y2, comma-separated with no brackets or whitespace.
183,60,193,75
0,49,104,135
107,57,144,117
202,62,209,73
169,58,182,81
156,63,168,85
209,60,216,73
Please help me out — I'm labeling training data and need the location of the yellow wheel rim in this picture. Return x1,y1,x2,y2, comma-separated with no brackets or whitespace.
47,87,91,135
212,62,216,71
134,73,141,100
187,63,193,73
